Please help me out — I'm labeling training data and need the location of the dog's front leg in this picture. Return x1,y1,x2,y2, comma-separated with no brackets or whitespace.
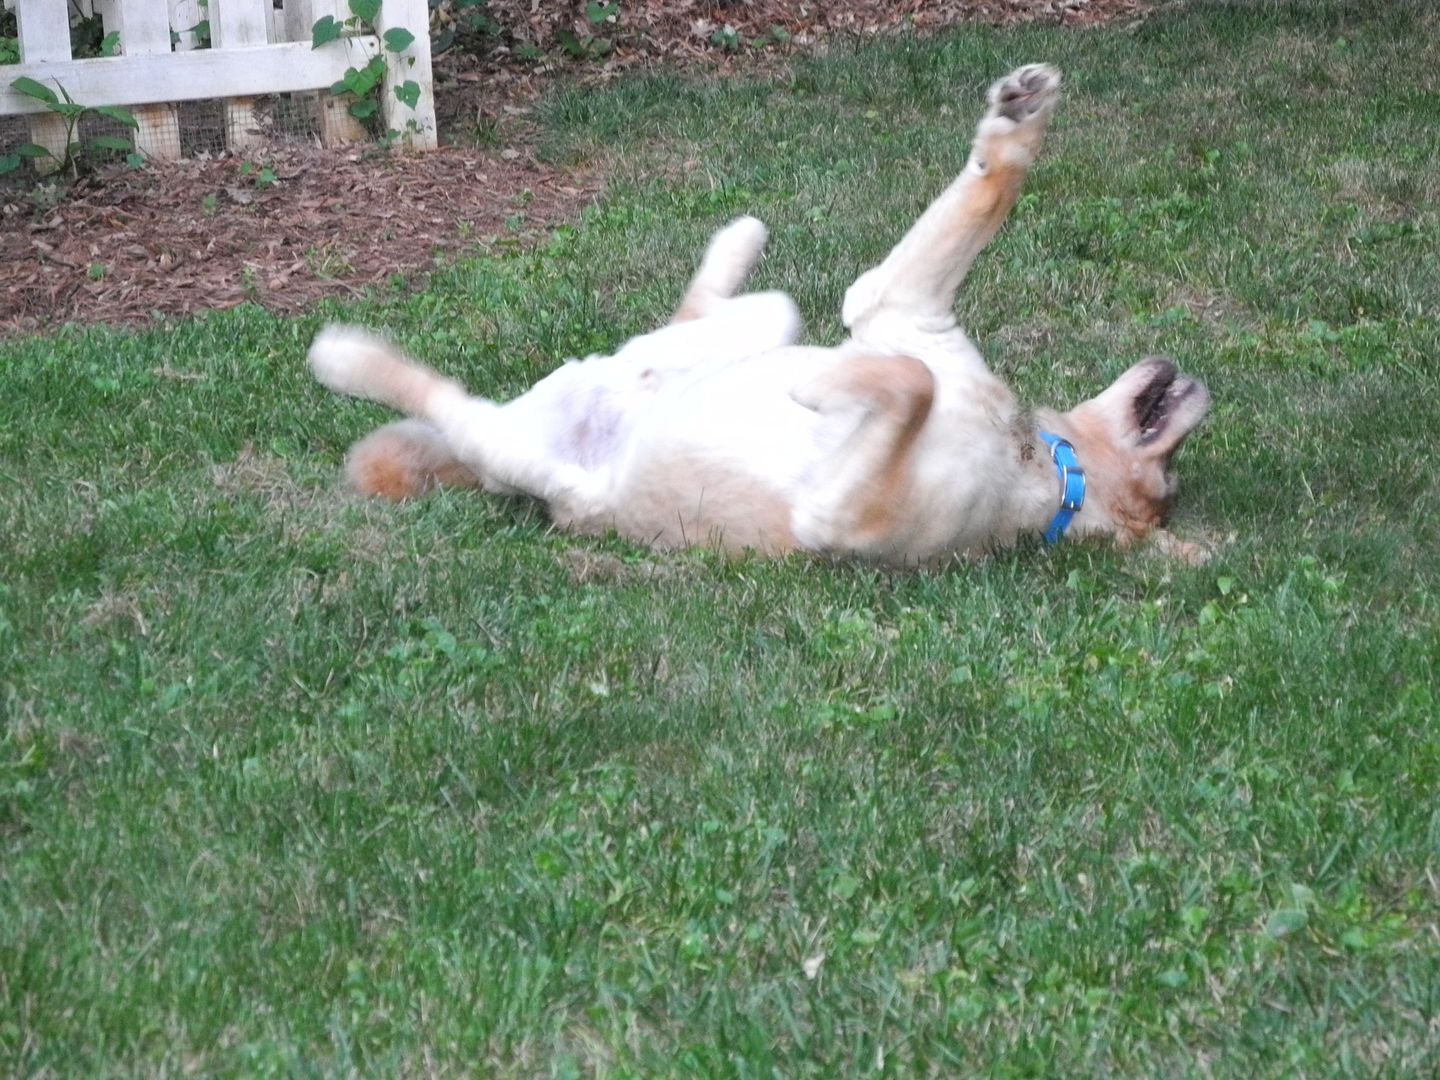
789,354,935,559
842,63,1061,332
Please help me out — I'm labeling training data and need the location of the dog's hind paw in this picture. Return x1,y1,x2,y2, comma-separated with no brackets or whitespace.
308,323,386,397
986,63,1061,124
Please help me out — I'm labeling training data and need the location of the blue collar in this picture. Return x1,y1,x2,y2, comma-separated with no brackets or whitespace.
1038,431,1086,544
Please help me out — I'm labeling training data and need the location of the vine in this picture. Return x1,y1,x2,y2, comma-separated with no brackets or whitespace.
311,0,423,131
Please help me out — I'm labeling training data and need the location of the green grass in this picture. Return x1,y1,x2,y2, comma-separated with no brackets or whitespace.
4,1,1440,1074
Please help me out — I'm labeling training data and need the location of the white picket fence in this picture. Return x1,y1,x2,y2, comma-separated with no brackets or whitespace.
0,0,436,159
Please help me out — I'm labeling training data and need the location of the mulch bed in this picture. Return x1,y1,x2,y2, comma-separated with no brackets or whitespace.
0,146,595,335
0,0,1149,336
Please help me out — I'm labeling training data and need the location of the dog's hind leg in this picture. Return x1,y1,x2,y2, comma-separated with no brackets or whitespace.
842,64,1061,331
309,325,609,515
344,419,482,500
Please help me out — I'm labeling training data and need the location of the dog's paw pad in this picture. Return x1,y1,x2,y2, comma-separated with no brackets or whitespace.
987,64,1061,123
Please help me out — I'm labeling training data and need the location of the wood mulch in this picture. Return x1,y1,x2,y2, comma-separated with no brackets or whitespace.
1,146,594,335
0,0,1149,336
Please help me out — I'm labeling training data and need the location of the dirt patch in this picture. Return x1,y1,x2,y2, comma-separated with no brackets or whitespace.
562,546,698,586
1,0,1150,336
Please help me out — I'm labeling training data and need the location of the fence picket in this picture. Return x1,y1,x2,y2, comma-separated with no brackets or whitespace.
15,0,75,168
284,0,367,146
107,1,182,159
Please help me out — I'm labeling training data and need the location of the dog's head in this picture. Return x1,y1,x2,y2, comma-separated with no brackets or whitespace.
1059,357,1210,545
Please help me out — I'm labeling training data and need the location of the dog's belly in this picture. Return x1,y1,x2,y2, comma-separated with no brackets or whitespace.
598,351,836,552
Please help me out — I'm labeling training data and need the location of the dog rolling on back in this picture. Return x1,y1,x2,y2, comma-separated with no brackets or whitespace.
310,64,1209,566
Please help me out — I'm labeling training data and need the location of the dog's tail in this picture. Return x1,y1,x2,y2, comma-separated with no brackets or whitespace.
309,324,483,500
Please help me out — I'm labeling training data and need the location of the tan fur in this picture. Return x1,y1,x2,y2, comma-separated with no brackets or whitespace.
308,65,1210,566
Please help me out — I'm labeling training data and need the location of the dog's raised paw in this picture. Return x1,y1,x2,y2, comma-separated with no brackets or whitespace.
987,63,1061,124
696,215,770,298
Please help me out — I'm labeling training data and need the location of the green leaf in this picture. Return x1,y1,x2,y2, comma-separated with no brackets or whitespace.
100,30,122,57
349,0,381,23
348,98,378,120
94,106,139,130
51,102,87,120
89,135,135,152
341,63,381,96
0,153,21,175
383,27,415,52
311,15,341,48
125,152,145,168
10,77,59,106
393,80,421,109
15,143,54,159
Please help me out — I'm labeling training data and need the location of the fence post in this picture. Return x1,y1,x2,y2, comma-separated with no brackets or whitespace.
14,0,74,170
209,0,269,150
107,1,183,160
375,0,436,149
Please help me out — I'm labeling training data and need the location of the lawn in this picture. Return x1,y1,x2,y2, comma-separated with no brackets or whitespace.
3,0,1438,1075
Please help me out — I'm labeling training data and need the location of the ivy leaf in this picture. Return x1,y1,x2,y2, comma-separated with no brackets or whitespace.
10,77,59,106
383,27,415,53
349,0,381,22
311,15,341,48
342,61,383,96
348,98,378,120
394,80,421,109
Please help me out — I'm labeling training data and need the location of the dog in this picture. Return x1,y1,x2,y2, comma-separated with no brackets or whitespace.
308,64,1210,567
